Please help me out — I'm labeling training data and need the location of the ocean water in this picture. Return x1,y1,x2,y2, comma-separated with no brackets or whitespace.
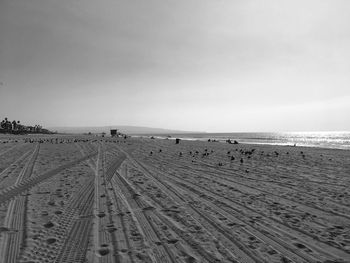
150,132,350,150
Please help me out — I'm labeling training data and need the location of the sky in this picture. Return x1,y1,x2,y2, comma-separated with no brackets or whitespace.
0,0,349,132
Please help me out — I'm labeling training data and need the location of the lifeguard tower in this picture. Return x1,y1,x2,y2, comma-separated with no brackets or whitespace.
110,129,118,137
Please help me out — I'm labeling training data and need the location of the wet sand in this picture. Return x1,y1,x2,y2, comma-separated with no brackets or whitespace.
0,134,349,263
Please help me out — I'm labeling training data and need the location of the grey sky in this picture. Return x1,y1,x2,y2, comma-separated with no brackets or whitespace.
0,0,349,132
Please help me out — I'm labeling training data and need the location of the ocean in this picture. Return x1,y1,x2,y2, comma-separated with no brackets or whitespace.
142,132,350,150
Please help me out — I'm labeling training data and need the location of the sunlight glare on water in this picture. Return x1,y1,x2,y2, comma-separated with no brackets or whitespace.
151,131,350,150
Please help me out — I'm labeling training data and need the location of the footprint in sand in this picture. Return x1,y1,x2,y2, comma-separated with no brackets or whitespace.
97,211,106,218
46,237,57,244
97,247,110,256
43,221,55,228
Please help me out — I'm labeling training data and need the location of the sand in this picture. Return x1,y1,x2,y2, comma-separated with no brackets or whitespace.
0,134,349,263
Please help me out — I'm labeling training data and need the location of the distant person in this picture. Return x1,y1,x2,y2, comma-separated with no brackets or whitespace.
12,120,17,131
17,121,22,131
4,118,11,130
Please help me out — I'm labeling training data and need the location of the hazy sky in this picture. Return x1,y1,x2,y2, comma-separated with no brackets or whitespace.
0,0,349,132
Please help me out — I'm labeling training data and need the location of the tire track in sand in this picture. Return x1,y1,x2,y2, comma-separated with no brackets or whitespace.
191,162,350,219
92,144,121,263
126,144,346,262
117,167,240,263
0,150,32,188
54,178,95,263
21,142,97,262
108,175,138,263
116,147,261,263
152,155,350,251
162,160,350,254
0,151,97,205
103,147,135,263
52,145,98,263
140,160,350,262
0,144,40,263
122,160,265,263
0,144,19,158
111,170,186,263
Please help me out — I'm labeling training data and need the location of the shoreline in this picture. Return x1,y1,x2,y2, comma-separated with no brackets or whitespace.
131,134,350,151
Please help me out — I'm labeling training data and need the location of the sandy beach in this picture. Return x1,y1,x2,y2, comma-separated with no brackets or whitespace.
0,134,349,263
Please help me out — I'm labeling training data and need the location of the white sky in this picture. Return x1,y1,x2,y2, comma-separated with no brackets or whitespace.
0,0,349,132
